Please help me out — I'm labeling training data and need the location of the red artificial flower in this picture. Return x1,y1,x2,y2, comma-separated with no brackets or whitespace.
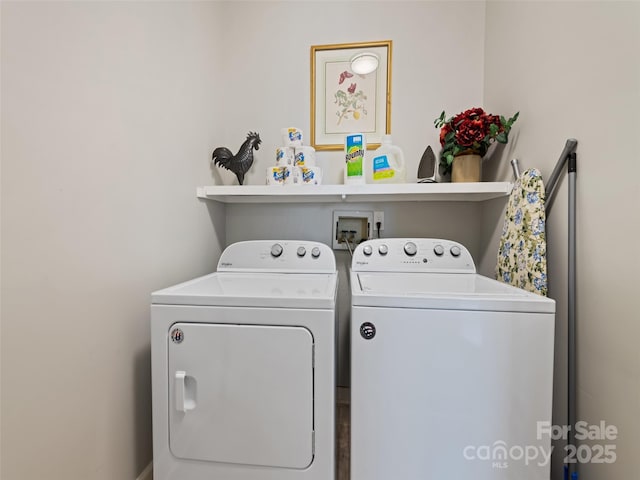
456,118,486,147
453,107,485,126
347,83,356,94
487,114,503,132
434,107,519,175
439,123,453,146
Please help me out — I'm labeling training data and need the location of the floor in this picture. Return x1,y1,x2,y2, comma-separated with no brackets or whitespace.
336,387,350,480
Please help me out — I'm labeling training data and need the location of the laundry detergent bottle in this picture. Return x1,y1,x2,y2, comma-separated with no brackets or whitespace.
366,135,406,184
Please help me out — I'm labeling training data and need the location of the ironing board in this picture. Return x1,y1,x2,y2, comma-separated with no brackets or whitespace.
508,140,578,480
496,168,548,296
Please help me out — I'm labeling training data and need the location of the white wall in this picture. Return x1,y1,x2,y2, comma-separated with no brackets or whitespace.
1,2,225,479
213,0,486,185
483,2,640,479
216,0,487,385
6,1,637,479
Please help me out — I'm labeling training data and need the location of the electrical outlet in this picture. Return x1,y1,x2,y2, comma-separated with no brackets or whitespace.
374,211,384,232
332,210,373,250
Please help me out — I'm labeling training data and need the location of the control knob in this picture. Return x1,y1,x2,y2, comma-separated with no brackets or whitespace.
450,245,461,257
433,244,445,256
378,244,389,256
404,242,417,256
363,245,373,256
270,243,283,258
311,247,321,258
297,246,306,257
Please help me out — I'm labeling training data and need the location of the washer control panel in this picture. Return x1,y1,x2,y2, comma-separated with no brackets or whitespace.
218,240,335,273
351,238,476,273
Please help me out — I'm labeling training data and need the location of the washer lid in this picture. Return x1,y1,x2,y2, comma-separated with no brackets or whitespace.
351,272,555,313
152,271,338,309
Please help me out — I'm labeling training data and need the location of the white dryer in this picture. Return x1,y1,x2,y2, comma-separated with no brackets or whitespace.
151,240,337,480
350,238,556,480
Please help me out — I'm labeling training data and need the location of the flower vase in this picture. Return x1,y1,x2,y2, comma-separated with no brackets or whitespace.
452,154,482,182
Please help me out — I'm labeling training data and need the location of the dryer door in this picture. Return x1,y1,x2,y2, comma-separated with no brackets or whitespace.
168,323,314,468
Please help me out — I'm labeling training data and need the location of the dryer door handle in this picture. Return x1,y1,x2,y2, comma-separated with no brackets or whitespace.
175,371,197,412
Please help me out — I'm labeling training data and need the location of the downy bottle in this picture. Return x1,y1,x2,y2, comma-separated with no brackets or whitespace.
366,135,406,184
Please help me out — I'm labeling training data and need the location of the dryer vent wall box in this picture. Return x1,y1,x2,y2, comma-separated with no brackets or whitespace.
332,210,373,250
349,238,556,480
151,240,338,480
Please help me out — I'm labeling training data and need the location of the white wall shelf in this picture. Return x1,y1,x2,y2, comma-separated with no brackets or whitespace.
196,182,513,204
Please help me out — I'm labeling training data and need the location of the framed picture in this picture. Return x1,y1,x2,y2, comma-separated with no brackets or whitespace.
310,40,392,151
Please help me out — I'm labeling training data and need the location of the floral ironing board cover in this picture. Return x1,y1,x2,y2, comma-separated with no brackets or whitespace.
496,168,548,296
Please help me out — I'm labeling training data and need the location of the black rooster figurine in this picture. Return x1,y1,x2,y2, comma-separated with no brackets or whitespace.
212,132,261,185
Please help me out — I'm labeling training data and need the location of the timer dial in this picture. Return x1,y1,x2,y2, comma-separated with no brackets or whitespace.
270,243,283,258
404,242,417,256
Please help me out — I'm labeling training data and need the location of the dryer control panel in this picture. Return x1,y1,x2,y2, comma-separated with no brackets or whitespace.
218,240,336,273
351,238,476,273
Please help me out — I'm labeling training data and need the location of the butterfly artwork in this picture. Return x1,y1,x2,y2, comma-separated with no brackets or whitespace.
338,70,353,85
332,70,371,127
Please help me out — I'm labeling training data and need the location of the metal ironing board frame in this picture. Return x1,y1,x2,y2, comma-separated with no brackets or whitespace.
511,138,578,480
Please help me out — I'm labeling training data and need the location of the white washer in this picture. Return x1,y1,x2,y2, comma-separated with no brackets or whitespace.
350,238,556,480
151,240,337,480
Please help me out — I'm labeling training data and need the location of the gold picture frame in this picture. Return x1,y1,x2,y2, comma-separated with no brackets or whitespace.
310,40,392,151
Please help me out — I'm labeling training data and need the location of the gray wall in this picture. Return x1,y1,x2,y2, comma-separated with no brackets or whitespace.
1,2,225,479
483,2,640,479
216,0,488,386
3,1,638,479
212,0,487,186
